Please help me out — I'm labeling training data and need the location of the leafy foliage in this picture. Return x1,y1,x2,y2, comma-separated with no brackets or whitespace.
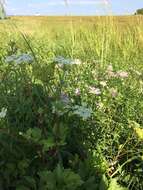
0,16,143,189
135,8,143,15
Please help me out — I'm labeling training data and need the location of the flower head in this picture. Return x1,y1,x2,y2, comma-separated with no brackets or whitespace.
100,81,107,87
72,103,92,120
5,55,17,63
5,53,34,64
89,87,101,95
75,88,81,96
107,71,117,78
109,88,118,98
15,54,34,64
117,71,128,78
106,65,117,78
107,65,113,72
54,56,81,67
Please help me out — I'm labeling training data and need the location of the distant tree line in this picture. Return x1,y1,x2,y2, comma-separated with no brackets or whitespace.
135,8,143,15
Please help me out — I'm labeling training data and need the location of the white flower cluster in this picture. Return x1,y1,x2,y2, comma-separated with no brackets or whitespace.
5,53,34,64
54,56,81,66
72,104,92,120
0,107,7,119
88,87,101,95
107,65,128,79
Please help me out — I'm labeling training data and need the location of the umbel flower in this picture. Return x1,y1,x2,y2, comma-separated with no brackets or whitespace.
107,65,117,78
106,65,128,79
72,103,92,120
117,71,128,78
54,56,81,66
5,53,34,64
88,87,101,95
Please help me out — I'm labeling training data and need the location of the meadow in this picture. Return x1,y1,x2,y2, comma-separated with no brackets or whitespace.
0,15,143,190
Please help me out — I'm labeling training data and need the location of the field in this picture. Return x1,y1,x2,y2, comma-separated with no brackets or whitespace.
0,16,143,190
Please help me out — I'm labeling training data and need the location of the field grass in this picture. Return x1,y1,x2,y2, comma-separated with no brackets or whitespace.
0,16,143,190
0,16,143,67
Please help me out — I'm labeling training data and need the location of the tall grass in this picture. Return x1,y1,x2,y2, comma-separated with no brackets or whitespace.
0,16,142,67
0,14,143,189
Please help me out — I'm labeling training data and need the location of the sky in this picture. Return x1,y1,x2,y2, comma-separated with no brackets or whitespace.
5,0,143,16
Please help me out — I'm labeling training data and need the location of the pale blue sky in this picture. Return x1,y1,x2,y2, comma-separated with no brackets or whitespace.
6,0,143,16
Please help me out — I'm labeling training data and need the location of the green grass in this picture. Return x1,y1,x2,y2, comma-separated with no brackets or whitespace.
0,16,143,190
0,16,143,68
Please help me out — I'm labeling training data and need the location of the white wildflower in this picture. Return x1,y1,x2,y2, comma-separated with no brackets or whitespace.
107,65,113,72
15,54,34,64
54,56,68,65
5,55,17,63
70,59,81,65
107,71,117,78
109,88,118,98
117,71,128,78
5,54,34,64
54,56,81,66
89,87,101,95
75,88,81,96
0,107,7,119
100,81,107,87
97,102,104,110
72,104,92,120
106,65,117,78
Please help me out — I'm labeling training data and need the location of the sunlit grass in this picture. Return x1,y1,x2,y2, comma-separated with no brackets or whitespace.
0,15,143,189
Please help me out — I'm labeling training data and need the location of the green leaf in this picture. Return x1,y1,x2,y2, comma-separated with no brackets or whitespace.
55,164,63,186
24,128,42,142
16,185,29,190
108,178,128,190
40,137,55,151
23,176,36,189
38,170,56,190
82,176,97,190
63,169,84,190
99,174,108,190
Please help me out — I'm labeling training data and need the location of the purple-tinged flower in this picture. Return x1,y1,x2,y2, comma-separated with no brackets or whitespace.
109,88,118,98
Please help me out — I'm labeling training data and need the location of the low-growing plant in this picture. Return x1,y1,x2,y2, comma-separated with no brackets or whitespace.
0,16,143,189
